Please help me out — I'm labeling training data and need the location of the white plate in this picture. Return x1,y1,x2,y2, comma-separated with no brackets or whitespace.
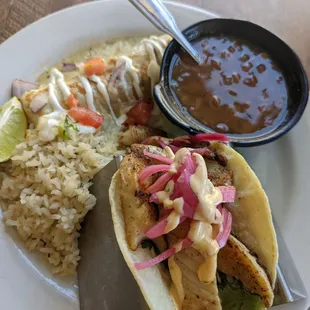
0,1,308,309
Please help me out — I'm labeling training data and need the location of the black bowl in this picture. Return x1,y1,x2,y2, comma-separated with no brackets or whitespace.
154,19,309,146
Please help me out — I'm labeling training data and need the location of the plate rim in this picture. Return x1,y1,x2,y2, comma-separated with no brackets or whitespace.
0,0,219,50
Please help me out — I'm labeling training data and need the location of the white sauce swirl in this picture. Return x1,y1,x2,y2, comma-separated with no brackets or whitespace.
116,56,143,99
78,75,96,112
90,75,119,125
48,75,65,112
51,68,71,99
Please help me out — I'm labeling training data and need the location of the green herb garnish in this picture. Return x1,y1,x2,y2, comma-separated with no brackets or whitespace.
58,115,78,140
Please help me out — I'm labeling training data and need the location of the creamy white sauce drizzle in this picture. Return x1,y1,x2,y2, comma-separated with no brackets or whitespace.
51,68,71,99
76,124,97,134
143,38,164,62
169,148,190,174
48,75,65,112
90,75,119,125
190,153,222,223
168,256,185,308
150,35,168,47
164,146,175,159
143,36,167,93
165,199,184,233
116,114,128,126
39,73,67,141
143,41,157,63
116,56,143,99
78,75,96,112
37,111,65,142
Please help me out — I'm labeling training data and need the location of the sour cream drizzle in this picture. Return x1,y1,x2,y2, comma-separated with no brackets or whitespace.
40,73,66,141
89,75,119,124
143,41,157,63
48,75,65,112
76,124,96,134
143,38,164,61
51,68,71,99
150,35,168,47
78,75,96,112
116,56,143,99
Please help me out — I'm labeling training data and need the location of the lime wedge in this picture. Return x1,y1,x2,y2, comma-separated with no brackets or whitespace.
0,97,27,162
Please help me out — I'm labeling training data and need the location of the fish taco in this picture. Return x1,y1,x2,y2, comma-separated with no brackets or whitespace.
109,133,278,309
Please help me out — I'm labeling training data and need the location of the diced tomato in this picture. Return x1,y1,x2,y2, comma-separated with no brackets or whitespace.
66,94,78,108
68,107,104,128
122,117,136,126
124,99,153,126
84,57,105,77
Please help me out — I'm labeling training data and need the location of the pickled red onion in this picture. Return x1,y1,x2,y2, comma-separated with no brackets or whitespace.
189,133,229,143
170,136,191,146
216,206,232,248
171,170,198,218
141,136,154,145
170,133,229,146
145,213,171,239
143,149,173,164
218,186,236,203
135,237,193,270
147,172,172,194
141,137,169,148
189,147,215,158
172,154,195,182
146,213,187,239
139,165,170,183
158,140,168,149
135,247,175,270
168,144,180,153
149,193,159,204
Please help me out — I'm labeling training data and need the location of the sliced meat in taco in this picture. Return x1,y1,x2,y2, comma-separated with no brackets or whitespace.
109,133,278,309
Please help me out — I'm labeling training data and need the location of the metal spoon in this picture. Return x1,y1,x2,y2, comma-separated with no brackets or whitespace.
129,0,202,65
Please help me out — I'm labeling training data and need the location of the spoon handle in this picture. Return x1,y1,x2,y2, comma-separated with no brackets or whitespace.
129,0,202,65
